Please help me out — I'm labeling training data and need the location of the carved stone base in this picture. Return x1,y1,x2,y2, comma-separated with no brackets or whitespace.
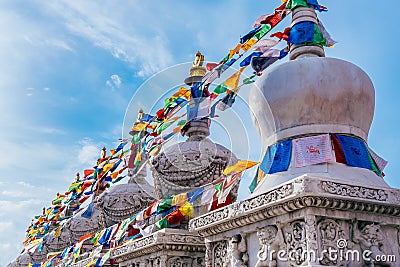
111,229,206,267
190,175,400,267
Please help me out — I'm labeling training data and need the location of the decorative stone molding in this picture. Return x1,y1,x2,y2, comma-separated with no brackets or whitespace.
321,181,388,201
212,240,227,267
317,218,347,266
111,230,205,263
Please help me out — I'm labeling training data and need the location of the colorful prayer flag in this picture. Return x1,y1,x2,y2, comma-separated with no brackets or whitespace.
222,160,259,175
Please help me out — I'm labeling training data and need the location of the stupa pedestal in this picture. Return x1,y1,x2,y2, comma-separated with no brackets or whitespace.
190,175,400,266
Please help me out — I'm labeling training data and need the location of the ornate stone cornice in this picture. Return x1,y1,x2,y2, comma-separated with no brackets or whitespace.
110,230,205,263
189,176,400,237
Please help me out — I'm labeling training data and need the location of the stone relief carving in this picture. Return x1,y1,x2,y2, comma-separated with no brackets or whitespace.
256,223,285,267
151,137,237,199
352,221,389,266
317,218,346,266
226,233,248,267
101,183,155,226
321,181,388,201
283,220,307,266
212,240,228,267
167,256,193,267
65,200,106,243
304,215,318,264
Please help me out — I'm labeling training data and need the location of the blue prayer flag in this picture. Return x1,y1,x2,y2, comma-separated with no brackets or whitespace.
240,52,262,67
288,21,315,45
240,26,261,44
260,140,292,174
336,135,373,170
187,187,204,203
81,202,94,218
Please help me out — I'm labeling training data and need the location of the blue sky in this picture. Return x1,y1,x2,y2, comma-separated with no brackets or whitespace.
0,1,399,265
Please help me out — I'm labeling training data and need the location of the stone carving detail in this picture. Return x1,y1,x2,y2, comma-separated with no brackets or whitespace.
256,224,285,267
212,240,228,267
43,227,72,254
226,234,248,267
240,184,294,212
321,181,388,201
167,256,193,267
317,218,346,265
304,215,318,264
352,221,388,266
101,183,155,226
151,137,237,199
283,220,307,266
190,184,294,231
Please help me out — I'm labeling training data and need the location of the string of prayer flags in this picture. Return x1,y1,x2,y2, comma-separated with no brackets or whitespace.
229,43,242,59
294,134,333,167
259,140,292,175
222,160,259,175
218,173,240,204
240,26,261,44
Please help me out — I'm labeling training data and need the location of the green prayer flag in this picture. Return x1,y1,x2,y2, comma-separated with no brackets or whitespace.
312,24,326,46
158,197,173,212
157,121,174,134
177,120,187,126
243,75,256,85
221,53,230,64
131,132,141,144
286,0,309,10
248,169,259,193
368,152,381,176
214,182,223,198
155,218,169,229
255,24,272,40
213,83,229,95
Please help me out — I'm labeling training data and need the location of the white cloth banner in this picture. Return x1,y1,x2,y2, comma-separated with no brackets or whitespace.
368,148,388,171
294,134,333,168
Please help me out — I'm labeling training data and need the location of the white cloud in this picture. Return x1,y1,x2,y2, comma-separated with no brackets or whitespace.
106,74,122,91
78,138,101,166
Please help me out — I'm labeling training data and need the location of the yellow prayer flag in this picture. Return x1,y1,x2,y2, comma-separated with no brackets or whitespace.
85,259,98,267
110,171,119,179
224,67,246,89
257,168,267,183
172,87,191,100
222,160,259,175
103,163,114,172
110,149,116,156
149,146,161,157
172,193,188,206
229,43,242,59
131,122,147,132
242,38,258,52
178,202,194,218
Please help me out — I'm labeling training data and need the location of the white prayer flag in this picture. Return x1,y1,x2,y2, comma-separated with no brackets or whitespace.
253,39,279,53
294,134,333,168
368,148,388,172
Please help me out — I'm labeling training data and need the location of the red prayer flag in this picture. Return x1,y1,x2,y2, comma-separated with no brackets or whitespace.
84,169,95,178
331,134,346,164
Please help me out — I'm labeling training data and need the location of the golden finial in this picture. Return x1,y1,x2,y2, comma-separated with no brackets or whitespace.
193,51,204,67
101,147,107,158
75,172,80,181
137,108,144,121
